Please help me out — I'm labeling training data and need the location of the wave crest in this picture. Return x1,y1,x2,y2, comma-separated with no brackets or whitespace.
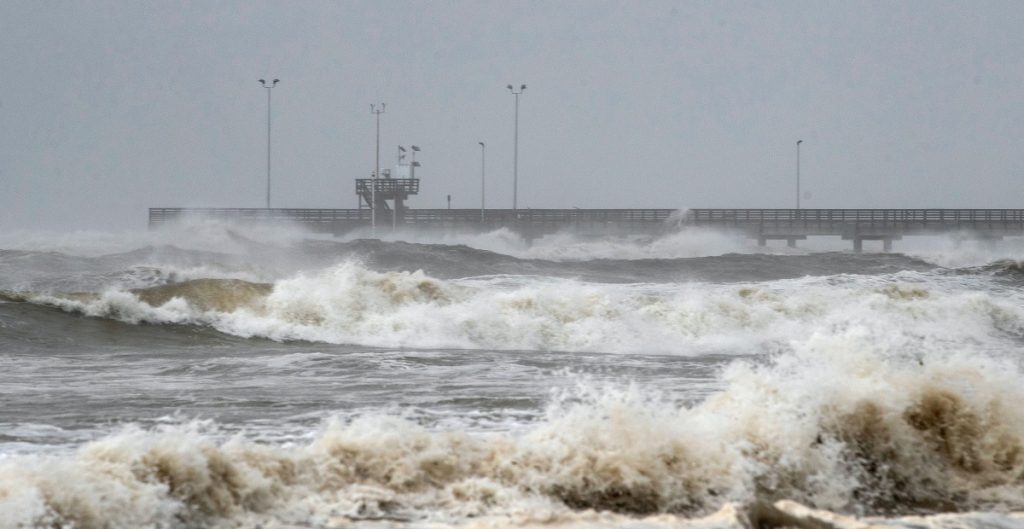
11,263,1024,354
132,278,272,313
5,349,1024,528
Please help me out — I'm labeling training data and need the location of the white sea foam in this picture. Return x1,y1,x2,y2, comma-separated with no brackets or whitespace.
3,340,1024,529
368,226,772,261
25,262,1024,355
9,215,1024,272
895,234,1024,268
512,230,1024,266
0,216,323,258
367,224,1024,267
521,229,762,261
9,218,1024,529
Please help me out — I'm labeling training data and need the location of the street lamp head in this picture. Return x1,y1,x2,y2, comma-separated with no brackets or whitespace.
521,84,527,90
411,145,420,152
797,140,803,145
479,141,485,147
507,84,513,90
272,79,279,86
412,161,421,167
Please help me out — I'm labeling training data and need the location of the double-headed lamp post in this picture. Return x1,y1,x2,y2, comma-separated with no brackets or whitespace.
478,142,486,221
796,139,803,210
258,78,279,209
410,145,420,178
507,84,526,211
395,145,408,231
370,103,386,234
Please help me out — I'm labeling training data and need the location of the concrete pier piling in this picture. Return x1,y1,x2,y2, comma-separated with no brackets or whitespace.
843,235,902,253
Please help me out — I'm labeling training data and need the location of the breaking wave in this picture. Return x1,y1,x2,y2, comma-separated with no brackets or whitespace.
368,226,760,261
4,344,1024,528
13,261,1024,354
981,259,1024,279
8,218,1024,270
0,218,322,258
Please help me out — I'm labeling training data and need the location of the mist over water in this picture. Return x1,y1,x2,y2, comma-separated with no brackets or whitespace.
4,220,1024,528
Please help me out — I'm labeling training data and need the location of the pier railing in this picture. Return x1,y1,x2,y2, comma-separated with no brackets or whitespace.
149,207,1024,238
148,207,676,227
148,207,1024,251
148,207,372,226
685,209,1024,231
354,178,420,195
403,208,675,223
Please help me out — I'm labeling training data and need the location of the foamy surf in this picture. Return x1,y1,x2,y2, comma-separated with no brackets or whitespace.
3,344,1024,529
363,226,762,262
6,226,1024,529
12,261,1024,354
10,216,1024,272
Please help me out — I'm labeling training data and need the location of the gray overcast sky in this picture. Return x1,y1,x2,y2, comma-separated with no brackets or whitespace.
1,0,1023,229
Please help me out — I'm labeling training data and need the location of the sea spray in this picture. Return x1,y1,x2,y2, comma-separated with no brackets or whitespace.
13,263,1024,355
365,226,763,261
10,218,1024,272
7,224,1024,529
0,216,322,258
4,345,1024,528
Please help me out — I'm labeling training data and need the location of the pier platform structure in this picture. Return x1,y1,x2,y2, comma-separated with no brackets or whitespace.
683,209,1024,251
355,176,419,223
148,207,675,242
148,208,1024,251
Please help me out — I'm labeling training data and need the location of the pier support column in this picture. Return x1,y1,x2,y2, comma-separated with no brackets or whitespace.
758,237,767,247
853,239,863,253
787,238,797,248
883,239,893,252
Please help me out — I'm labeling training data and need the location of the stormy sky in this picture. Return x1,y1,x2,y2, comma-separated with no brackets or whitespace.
1,1,1022,230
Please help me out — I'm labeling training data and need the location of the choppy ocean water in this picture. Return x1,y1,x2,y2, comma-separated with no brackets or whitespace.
3,220,1024,528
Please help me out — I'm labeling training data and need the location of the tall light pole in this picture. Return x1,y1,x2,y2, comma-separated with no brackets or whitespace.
479,142,486,221
796,139,803,210
410,145,421,179
407,146,421,230
395,145,406,232
507,84,526,211
258,78,279,208
370,103,385,234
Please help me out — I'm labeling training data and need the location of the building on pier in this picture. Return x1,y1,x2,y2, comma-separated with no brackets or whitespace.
355,172,420,225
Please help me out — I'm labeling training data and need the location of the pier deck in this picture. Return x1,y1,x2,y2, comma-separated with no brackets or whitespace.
148,208,1024,251
148,207,676,240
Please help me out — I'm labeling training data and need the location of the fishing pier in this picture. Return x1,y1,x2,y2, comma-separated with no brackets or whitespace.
684,209,1024,251
149,169,1024,250
148,206,1024,252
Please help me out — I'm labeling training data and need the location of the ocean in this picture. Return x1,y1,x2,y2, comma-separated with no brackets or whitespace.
2,219,1024,529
